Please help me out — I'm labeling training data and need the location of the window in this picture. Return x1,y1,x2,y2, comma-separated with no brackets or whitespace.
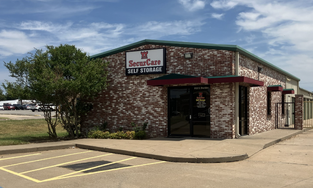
267,92,271,115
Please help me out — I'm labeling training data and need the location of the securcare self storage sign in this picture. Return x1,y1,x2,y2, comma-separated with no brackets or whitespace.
125,48,166,75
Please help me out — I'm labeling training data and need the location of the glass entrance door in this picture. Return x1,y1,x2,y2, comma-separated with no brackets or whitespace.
169,86,210,137
169,88,191,135
192,87,210,136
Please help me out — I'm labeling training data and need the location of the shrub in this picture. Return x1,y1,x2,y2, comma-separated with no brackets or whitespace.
102,131,110,139
100,122,108,131
87,127,141,140
88,130,110,139
142,122,148,131
109,133,118,139
88,130,104,139
134,130,146,139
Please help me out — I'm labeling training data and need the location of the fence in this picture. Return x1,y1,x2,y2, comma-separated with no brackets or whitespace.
275,102,295,129
303,99,313,128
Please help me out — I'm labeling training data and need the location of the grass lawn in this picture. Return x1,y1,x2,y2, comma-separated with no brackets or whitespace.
0,119,68,146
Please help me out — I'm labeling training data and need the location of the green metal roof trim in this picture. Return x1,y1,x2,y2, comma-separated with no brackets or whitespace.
283,89,294,91
149,73,197,80
91,39,300,81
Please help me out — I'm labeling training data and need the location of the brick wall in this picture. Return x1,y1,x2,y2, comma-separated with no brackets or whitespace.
210,83,235,138
239,55,286,135
295,95,304,130
82,44,289,139
82,45,235,138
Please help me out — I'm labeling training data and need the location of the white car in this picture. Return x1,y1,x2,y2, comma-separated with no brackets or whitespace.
0,105,3,110
31,104,56,112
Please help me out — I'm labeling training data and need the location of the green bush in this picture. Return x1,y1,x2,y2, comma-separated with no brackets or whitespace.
88,121,147,140
134,130,146,139
125,131,135,139
88,130,135,139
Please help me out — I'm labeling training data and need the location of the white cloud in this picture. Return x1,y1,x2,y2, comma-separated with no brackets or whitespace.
210,0,238,10
18,21,73,33
0,30,44,57
132,20,204,37
232,1,313,53
0,19,205,57
1,4,97,16
211,13,224,20
210,0,313,90
178,0,206,12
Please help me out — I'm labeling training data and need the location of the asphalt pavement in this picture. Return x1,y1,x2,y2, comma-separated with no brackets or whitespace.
0,110,310,163
0,127,309,163
1,129,313,188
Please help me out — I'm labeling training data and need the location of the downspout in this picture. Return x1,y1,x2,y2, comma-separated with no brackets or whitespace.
235,52,240,138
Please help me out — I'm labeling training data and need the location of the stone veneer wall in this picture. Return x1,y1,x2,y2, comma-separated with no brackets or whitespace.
239,55,286,135
210,83,235,138
82,44,235,138
295,95,304,130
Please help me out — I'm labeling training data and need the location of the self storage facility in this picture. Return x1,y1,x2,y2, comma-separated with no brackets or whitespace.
82,39,304,139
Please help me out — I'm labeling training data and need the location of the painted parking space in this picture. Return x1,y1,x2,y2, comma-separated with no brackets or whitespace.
0,149,165,183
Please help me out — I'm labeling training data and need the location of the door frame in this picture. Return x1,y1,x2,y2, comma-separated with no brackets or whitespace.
167,85,210,137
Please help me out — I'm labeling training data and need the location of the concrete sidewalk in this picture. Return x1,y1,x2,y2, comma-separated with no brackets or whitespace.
0,128,309,163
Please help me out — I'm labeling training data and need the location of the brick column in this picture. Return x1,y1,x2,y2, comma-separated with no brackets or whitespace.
294,95,303,130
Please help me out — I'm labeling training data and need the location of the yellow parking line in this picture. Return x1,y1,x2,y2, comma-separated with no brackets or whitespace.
20,153,113,174
42,157,137,182
41,161,166,182
0,167,41,183
0,153,41,161
1,150,92,168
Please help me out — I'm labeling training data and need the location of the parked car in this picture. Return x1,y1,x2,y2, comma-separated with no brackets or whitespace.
31,104,41,112
26,104,34,110
31,103,57,112
40,104,57,111
0,105,3,110
13,104,24,110
3,103,15,110
22,105,28,110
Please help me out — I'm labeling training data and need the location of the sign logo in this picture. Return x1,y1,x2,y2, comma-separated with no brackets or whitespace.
141,51,148,59
126,48,166,76
196,92,206,108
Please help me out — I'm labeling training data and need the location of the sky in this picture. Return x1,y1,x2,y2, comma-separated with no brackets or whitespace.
0,0,313,91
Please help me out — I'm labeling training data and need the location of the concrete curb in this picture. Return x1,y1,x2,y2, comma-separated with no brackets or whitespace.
263,129,307,149
0,144,75,155
75,144,248,163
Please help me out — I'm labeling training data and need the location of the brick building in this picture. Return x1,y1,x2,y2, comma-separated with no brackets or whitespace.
82,39,301,139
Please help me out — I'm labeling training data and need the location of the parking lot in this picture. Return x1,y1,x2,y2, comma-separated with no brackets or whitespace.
0,148,165,187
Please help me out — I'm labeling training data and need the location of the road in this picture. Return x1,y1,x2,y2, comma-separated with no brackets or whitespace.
0,110,44,116
0,110,45,120
0,129,312,188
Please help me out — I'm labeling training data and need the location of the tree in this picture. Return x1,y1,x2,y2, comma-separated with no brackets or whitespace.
2,57,32,103
0,88,6,101
5,44,109,138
